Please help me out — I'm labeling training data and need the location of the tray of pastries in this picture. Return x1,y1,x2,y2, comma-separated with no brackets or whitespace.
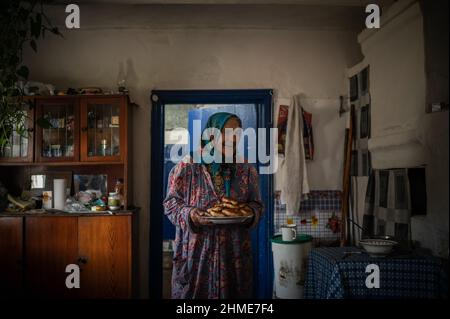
204,197,254,224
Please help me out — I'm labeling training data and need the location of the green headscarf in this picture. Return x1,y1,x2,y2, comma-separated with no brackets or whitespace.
201,112,242,197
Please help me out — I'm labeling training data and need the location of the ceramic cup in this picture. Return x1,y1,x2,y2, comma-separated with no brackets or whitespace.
281,225,297,241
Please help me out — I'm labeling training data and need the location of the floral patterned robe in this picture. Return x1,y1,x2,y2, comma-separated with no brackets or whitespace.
163,158,263,299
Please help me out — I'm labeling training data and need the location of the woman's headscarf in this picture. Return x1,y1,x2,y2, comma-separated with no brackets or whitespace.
201,112,242,197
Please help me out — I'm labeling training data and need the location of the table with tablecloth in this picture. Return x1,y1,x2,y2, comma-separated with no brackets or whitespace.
304,247,448,299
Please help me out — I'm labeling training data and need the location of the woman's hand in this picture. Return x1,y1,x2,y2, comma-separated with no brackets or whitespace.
190,208,213,227
242,205,255,227
242,201,262,228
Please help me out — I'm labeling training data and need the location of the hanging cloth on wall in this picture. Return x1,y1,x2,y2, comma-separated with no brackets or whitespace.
362,169,412,244
302,108,314,160
280,95,310,215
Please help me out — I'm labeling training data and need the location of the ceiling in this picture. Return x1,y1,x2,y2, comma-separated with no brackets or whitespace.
49,0,396,31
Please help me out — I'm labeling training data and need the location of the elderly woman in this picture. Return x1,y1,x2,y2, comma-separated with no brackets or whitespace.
163,112,263,299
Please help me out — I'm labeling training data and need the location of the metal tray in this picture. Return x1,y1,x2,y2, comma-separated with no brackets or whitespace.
203,215,253,225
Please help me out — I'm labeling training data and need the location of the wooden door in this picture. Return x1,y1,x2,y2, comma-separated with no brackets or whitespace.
35,97,80,162
80,96,127,163
25,217,78,298
78,216,131,298
0,217,23,297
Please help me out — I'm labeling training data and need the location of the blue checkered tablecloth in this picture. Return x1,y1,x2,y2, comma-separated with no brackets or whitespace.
304,247,448,299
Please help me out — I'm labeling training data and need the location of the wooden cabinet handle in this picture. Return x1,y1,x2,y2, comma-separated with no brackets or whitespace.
77,257,88,264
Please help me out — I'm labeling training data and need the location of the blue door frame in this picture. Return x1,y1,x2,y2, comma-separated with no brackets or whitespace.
150,89,274,299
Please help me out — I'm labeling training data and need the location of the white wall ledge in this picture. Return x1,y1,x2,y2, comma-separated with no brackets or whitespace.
368,112,449,170
368,130,426,169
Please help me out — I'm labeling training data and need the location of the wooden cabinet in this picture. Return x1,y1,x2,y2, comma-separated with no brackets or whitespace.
21,214,133,299
0,95,134,298
0,217,23,297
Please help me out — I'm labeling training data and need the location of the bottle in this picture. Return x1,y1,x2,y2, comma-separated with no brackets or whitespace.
100,139,107,156
114,178,124,208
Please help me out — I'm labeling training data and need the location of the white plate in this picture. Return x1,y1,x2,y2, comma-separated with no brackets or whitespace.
204,215,253,224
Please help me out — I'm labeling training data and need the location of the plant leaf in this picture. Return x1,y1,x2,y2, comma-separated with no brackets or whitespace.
36,117,53,129
30,39,37,52
9,54,20,66
36,13,42,32
51,27,62,36
30,15,42,38
16,65,29,79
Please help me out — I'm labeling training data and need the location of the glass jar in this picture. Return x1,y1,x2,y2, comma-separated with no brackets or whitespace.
108,192,121,210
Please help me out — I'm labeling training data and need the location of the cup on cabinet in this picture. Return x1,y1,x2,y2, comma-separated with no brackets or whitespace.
42,191,52,209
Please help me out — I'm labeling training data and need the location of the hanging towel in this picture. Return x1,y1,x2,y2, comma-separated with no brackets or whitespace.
280,95,310,215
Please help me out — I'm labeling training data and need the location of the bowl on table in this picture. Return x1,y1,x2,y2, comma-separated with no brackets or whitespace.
359,238,398,257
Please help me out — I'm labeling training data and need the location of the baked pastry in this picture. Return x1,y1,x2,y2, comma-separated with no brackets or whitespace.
205,197,254,218
222,197,238,205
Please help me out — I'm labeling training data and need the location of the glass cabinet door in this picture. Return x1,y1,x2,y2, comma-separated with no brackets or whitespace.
0,102,34,163
81,97,125,162
35,99,79,162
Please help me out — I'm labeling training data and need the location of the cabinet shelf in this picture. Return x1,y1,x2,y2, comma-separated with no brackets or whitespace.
0,161,125,166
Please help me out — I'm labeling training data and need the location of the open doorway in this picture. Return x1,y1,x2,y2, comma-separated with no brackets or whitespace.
150,90,274,299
